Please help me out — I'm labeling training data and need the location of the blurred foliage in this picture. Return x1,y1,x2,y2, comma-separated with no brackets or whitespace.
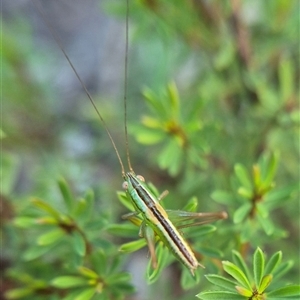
2,0,299,300
197,247,299,299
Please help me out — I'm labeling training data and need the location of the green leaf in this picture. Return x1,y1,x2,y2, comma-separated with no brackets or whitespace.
36,216,58,225
256,203,269,218
211,190,235,205
13,217,36,228
90,249,107,275
237,187,253,199
106,223,138,238
273,260,294,279
267,285,300,298
222,261,252,290
73,198,87,220
51,276,88,288
278,56,293,104
167,81,179,116
184,225,216,240
233,203,251,223
72,231,86,256
58,177,74,211
31,198,60,219
196,291,244,299
135,127,165,144
205,275,237,292
253,247,265,287
147,242,172,284
265,251,282,275
78,266,99,279
234,164,252,189
264,184,296,206
23,244,57,261
181,266,200,290
253,164,261,189
117,191,135,212
258,274,273,293
181,196,198,212
261,151,279,190
158,140,178,170
257,212,274,235
75,288,96,300
37,228,65,245
106,272,131,285
5,287,33,299
232,250,252,281
197,246,223,258
141,115,161,129
119,239,147,253
235,285,252,297
143,88,165,118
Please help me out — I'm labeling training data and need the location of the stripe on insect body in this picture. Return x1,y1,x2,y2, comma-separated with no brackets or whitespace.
124,172,202,275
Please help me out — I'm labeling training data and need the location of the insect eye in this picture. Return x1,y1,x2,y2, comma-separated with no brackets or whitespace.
136,175,145,182
122,181,128,190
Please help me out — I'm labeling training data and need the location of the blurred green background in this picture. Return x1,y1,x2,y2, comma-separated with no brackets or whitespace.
2,0,299,299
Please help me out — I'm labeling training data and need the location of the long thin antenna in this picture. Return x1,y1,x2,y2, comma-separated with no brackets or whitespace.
32,0,126,176
124,0,133,173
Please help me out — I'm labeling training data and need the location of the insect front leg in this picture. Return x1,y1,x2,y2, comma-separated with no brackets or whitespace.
122,212,158,268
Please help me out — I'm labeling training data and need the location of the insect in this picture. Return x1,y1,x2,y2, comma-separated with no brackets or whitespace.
33,0,227,276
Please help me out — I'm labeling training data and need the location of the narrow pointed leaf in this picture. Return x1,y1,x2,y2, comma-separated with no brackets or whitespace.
5,287,33,299
72,231,86,256
73,198,87,219
257,213,274,235
237,187,253,199
106,273,131,285
264,184,296,206
205,275,236,292
37,228,65,245
253,247,265,287
147,242,172,284
51,276,88,288
273,261,294,279
78,267,98,279
196,291,244,299
106,223,138,238
222,261,252,290
267,285,300,298
23,244,56,261
211,190,235,205
13,217,36,228
117,192,135,212
197,246,223,258
233,203,251,223
232,250,251,280
31,198,60,219
119,239,147,253
258,274,273,293
58,177,74,211
167,81,179,115
74,288,96,300
235,285,252,297
265,251,282,275
181,266,200,290
234,164,252,189
261,151,279,189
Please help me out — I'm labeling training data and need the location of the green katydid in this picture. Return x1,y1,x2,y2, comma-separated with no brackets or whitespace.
34,0,227,276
